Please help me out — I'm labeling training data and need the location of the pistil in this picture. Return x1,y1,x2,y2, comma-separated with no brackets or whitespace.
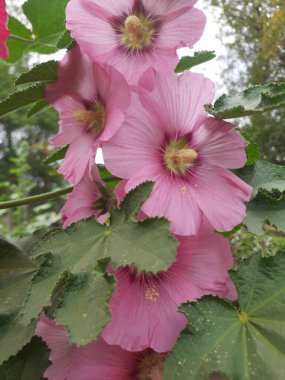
164,139,198,175
124,15,144,40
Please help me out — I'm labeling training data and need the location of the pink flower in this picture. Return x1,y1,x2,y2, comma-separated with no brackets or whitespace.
66,0,206,83
61,165,110,228
0,0,9,59
103,70,252,235
36,314,165,380
102,231,237,353
47,46,131,185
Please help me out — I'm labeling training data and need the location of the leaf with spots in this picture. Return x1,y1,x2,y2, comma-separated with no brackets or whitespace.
164,252,285,380
0,238,38,365
206,82,285,119
20,183,177,345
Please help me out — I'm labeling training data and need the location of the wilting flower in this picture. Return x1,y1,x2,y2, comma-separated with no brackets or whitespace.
0,0,9,59
61,165,112,228
103,70,252,235
36,314,165,380
102,231,237,353
47,46,131,185
66,0,206,83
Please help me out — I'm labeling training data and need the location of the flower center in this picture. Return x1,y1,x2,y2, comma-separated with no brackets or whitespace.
137,352,164,380
164,139,198,176
73,101,106,135
121,14,154,50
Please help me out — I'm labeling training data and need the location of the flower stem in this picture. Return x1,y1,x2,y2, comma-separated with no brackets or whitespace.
0,177,118,210
0,186,73,210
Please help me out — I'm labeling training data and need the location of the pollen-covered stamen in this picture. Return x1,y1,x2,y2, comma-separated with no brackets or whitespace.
172,149,198,164
121,14,154,49
164,139,198,175
73,109,97,124
125,15,144,39
73,102,106,135
137,352,164,380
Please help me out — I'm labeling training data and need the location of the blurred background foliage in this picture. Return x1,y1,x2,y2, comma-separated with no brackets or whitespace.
210,0,285,164
0,0,284,255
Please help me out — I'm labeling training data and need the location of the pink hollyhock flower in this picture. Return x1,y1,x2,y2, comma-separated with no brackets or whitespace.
36,314,165,380
47,46,131,185
66,0,206,83
0,0,9,59
103,70,252,235
102,231,237,353
61,165,111,228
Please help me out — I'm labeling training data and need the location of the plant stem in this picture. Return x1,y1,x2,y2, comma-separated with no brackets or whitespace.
0,177,118,210
0,186,73,210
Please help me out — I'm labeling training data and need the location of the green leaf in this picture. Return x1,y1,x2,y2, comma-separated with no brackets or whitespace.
175,51,216,73
164,252,285,380
120,181,154,220
20,183,177,345
6,16,33,63
53,271,113,345
0,337,50,380
57,30,73,49
237,160,285,197
236,160,285,234
27,100,50,118
239,130,260,165
22,0,69,55
0,85,45,118
0,238,38,365
15,61,58,85
43,146,68,166
245,189,285,235
206,82,285,119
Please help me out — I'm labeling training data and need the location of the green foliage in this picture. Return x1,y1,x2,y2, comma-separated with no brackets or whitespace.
0,85,45,118
6,0,69,62
43,146,68,166
0,238,38,365
237,160,285,234
209,0,285,163
164,252,285,380
239,130,260,165
206,83,285,119
15,61,58,86
0,337,50,380
175,51,216,73
19,183,177,345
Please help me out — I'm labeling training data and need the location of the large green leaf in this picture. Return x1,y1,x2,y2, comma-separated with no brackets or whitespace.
164,252,285,380
236,161,285,234
20,183,177,345
0,85,45,118
0,337,50,380
175,51,216,73
206,83,285,119
15,61,58,86
0,238,38,365
22,0,69,55
53,271,113,345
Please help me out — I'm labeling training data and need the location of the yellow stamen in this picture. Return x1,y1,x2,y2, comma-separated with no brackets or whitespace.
164,139,198,175
172,149,198,164
73,109,97,124
125,15,143,38
145,287,159,302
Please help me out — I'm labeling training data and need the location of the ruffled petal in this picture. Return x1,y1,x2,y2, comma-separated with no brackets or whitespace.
0,0,9,59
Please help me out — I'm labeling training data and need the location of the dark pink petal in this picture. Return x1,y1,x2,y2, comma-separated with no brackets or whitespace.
102,231,236,353
0,0,9,59
61,166,107,228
